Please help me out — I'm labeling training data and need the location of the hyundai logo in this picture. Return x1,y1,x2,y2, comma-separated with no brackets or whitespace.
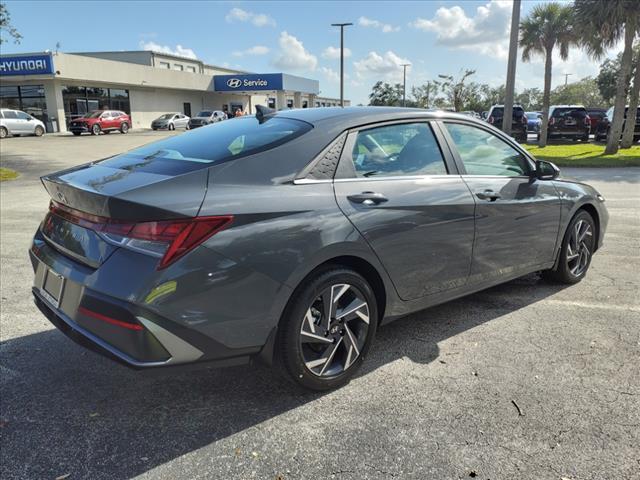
226,78,242,88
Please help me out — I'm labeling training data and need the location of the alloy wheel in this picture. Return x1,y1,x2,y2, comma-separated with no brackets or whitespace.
567,219,593,277
300,283,370,377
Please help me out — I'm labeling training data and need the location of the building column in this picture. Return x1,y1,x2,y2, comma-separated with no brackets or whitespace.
44,79,66,133
293,92,302,109
276,90,287,110
307,94,317,108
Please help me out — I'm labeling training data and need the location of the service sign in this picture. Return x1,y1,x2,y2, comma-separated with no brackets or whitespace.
214,73,284,92
0,54,54,76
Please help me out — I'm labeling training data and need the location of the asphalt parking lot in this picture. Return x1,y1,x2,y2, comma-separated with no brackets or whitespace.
1,132,639,480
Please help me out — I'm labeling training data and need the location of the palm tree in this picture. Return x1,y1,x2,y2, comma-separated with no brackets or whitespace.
520,3,577,147
621,47,639,149
574,0,640,154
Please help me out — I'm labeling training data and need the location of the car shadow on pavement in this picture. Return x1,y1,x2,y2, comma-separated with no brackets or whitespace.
0,274,567,480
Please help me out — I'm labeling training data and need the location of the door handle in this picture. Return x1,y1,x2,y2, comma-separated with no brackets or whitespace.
475,190,502,201
347,192,388,206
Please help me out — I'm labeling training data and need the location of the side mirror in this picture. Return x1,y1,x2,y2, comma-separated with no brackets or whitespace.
535,160,560,180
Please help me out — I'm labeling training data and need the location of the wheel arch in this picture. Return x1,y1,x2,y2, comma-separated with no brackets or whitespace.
577,203,600,252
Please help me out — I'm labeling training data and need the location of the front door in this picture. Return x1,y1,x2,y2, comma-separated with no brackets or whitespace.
441,121,561,284
334,121,476,300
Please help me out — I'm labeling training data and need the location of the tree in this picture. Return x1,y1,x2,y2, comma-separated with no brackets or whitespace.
597,55,623,103
435,69,476,112
621,46,640,148
520,3,577,147
574,0,640,154
550,77,605,106
368,81,402,106
516,87,543,110
411,81,438,109
0,2,22,44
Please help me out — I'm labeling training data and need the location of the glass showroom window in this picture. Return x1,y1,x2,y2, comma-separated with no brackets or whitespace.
0,84,48,129
62,86,130,126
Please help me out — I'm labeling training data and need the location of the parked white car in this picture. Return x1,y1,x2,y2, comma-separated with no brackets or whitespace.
151,113,190,131
0,108,46,138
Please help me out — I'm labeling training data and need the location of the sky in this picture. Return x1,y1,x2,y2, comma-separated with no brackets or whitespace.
2,0,621,105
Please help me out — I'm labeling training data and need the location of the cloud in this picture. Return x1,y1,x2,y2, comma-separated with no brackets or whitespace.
139,41,197,59
272,31,317,71
320,66,343,83
225,7,275,27
358,16,400,33
232,45,270,57
322,46,352,59
409,0,511,59
353,50,411,80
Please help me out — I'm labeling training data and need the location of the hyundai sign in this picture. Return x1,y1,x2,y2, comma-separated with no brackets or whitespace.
214,73,284,92
0,53,54,76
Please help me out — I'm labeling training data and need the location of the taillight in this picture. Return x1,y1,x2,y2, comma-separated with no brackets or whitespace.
49,201,233,269
488,116,494,124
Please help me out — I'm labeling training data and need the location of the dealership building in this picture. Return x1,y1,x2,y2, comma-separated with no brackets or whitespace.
0,50,348,133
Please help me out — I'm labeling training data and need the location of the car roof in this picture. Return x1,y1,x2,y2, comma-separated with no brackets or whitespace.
273,106,487,129
550,105,586,108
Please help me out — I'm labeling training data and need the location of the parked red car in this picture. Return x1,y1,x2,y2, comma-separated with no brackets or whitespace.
69,110,131,136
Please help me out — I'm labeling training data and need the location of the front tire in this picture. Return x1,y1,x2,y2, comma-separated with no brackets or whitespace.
34,126,45,137
91,124,101,135
0,127,7,139
544,210,596,284
277,267,378,391
169,123,175,131
120,122,129,134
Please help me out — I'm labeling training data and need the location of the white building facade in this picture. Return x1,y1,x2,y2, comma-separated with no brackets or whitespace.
0,51,348,133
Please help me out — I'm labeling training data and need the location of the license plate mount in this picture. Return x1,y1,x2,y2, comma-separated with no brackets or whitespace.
41,268,65,309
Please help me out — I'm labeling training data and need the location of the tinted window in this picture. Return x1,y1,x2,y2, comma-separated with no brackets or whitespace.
196,111,213,117
551,107,586,118
445,123,530,176
104,116,312,165
491,107,524,118
351,123,447,177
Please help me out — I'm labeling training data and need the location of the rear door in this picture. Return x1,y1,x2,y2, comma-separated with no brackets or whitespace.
334,121,476,300
441,121,561,284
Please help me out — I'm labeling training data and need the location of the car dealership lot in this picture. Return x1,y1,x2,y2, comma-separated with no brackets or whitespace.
1,132,639,480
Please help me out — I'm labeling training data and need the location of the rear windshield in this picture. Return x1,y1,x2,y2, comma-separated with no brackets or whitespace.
491,107,524,117
102,116,312,166
552,108,587,118
196,111,213,117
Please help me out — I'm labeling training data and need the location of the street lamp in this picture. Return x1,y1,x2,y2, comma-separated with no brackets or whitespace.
563,73,573,86
400,63,411,107
331,22,353,107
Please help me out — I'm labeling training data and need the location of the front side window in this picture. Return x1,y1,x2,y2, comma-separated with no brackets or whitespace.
444,123,531,176
16,111,31,120
351,123,447,178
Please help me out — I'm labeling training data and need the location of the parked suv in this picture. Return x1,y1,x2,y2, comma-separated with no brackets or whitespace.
587,108,608,141
600,106,640,143
0,108,46,138
151,113,190,131
188,110,225,129
546,105,590,141
485,105,528,142
526,111,542,133
69,110,131,136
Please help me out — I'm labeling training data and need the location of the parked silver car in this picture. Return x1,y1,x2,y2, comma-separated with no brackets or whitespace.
151,113,190,131
188,110,226,129
0,108,46,138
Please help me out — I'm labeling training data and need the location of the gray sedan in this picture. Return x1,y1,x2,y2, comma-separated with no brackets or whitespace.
30,107,608,391
151,113,190,131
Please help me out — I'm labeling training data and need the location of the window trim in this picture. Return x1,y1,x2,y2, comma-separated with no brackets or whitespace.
335,119,459,180
438,119,536,178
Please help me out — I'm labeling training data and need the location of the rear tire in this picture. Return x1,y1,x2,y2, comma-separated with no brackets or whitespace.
276,267,378,391
120,122,129,134
543,210,596,284
0,127,7,139
91,124,101,135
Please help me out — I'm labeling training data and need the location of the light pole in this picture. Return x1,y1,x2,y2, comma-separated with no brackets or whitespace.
563,73,573,86
331,22,352,107
400,63,411,107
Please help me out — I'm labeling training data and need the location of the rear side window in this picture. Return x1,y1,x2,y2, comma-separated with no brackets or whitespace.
444,122,531,177
103,116,312,166
350,122,447,177
3,111,17,119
